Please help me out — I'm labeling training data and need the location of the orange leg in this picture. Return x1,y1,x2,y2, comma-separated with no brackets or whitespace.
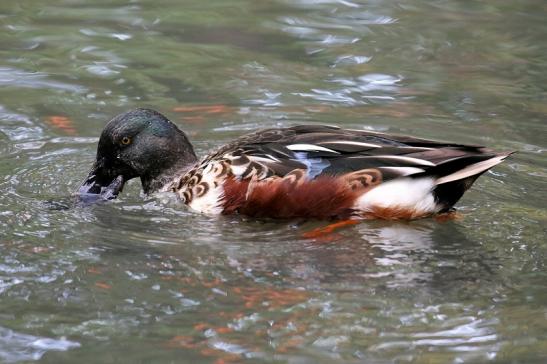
302,219,360,240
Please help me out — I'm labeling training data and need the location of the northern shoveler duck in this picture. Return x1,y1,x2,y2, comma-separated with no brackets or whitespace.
78,108,512,219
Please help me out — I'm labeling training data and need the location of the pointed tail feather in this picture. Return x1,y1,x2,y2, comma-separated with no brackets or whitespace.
432,151,514,212
435,152,514,185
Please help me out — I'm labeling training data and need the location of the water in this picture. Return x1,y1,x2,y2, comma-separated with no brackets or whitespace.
0,0,546,362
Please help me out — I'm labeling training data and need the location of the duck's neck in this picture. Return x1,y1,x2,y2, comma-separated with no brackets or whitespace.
139,125,199,194
141,151,198,194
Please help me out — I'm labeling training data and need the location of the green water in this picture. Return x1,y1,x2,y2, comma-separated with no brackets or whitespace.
1,0,546,363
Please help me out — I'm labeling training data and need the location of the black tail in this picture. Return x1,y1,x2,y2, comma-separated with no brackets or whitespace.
418,152,513,211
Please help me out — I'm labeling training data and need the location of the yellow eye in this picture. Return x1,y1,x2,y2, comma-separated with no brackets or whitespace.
121,136,131,145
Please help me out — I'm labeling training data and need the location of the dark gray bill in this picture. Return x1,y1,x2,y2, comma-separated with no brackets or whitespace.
77,171,126,203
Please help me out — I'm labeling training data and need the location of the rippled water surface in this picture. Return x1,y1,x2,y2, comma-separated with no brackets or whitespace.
1,0,546,363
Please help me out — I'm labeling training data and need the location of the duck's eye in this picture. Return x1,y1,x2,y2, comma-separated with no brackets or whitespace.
121,136,131,145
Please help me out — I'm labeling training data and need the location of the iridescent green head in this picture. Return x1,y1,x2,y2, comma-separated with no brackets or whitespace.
78,108,197,200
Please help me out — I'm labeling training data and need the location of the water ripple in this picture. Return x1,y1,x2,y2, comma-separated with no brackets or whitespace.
0,0,544,362
294,73,402,105
331,54,372,67
0,106,44,142
0,326,80,363
0,67,87,93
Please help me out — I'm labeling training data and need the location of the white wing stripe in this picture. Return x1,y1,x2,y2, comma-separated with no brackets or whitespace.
248,155,280,163
318,140,381,148
348,155,436,166
379,166,425,176
287,144,340,154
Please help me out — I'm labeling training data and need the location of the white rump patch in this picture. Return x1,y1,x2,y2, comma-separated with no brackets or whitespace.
287,144,340,154
436,154,508,185
354,177,440,215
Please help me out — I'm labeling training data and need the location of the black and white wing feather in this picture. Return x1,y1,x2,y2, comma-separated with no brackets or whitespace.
209,125,509,182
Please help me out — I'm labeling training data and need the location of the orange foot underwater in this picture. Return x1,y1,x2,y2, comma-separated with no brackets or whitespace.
302,219,360,240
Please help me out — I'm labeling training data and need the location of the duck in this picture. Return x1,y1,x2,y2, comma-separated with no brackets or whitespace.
78,108,512,220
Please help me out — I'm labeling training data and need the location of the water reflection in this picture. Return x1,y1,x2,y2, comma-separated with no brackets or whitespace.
69,200,496,299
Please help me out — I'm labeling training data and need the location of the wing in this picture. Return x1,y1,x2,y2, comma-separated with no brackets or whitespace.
207,125,503,183
171,125,511,218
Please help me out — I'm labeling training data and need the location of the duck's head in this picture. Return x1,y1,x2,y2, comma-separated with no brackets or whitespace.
78,108,198,200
